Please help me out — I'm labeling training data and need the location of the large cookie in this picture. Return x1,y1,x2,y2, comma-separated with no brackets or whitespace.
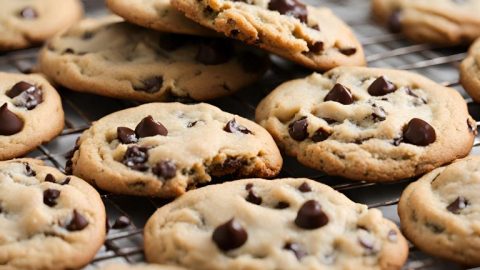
460,38,480,102
0,159,106,269
69,102,282,197
144,178,408,269
171,0,365,71
256,67,476,182
38,18,269,102
0,0,83,51
0,72,64,160
372,0,480,45
101,264,187,270
106,0,215,36
398,156,480,265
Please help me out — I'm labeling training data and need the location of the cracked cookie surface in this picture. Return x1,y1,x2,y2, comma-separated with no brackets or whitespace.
171,0,365,71
144,178,408,270
69,102,282,197
39,18,269,102
256,67,475,182
0,72,64,160
0,159,106,270
460,38,480,102
398,156,480,265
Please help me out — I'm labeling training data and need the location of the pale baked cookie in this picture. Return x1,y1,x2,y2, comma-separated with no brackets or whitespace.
256,67,476,182
398,156,480,265
460,38,480,102
0,159,106,270
68,103,282,197
0,0,83,51
372,0,480,45
100,264,187,270
0,72,64,160
171,0,365,71
106,0,215,36
38,18,269,102
144,178,408,270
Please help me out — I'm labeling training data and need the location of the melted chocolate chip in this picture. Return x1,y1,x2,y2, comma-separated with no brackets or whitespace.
66,210,89,231
196,40,234,65
311,128,330,142
308,41,324,54
152,160,177,179
133,76,163,93
368,76,396,96
276,201,290,209
135,116,168,138
246,190,262,205
24,163,36,176
0,103,23,135
224,119,252,134
324,84,354,105
122,146,149,171
298,182,312,192
6,81,43,110
371,104,386,122
268,0,308,23
284,242,307,260
212,218,248,251
446,196,468,214
388,10,402,33
44,174,56,183
112,215,131,229
117,127,137,144
295,200,329,230
19,7,37,19
288,117,308,141
43,189,61,207
403,118,436,146
339,47,357,56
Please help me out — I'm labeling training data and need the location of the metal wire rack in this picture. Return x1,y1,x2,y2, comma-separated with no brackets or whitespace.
1,0,479,269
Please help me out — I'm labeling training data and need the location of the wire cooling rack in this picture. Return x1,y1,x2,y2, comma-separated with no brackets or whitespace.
1,0,479,269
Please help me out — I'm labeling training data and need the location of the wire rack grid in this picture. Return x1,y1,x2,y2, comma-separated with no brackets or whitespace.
1,0,479,269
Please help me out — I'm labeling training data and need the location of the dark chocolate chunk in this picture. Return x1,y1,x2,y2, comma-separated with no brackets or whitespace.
276,201,290,209
388,10,402,33
6,81,43,110
284,242,307,260
122,146,149,171
224,119,252,134
212,218,248,251
135,116,168,138
295,200,329,230
117,127,137,144
19,7,37,19
268,0,308,23
43,189,61,207
44,174,56,183
112,215,131,229
288,117,308,141
0,103,24,135
133,76,163,93
246,190,262,205
368,76,396,96
403,118,436,146
311,128,331,142
196,40,234,65
446,196,468,214
324,84,353,105
339,47,357,56
152,160,177,179
66,210,89,231
298,182,312,192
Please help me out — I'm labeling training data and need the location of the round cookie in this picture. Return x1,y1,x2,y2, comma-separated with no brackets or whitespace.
398,156,480,265
256,67,476,182
100,264,187,270
171,0,365,71
372,0,480,45
106,0,215,36
0,159,106,270
460,38,480,103
144,178,408,270
0,72,64,160
0,0,83,51
38,18,269,102
68,102,282,197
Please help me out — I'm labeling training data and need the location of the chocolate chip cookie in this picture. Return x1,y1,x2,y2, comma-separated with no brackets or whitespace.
0,0,83,51
38,18,269,102
372,0,480,45
106,0,215,36
460,37,480,102
256,67,476,182
101,264,187,270
171,0,365,71
0,159,106,269
398,156,480,265
0,72,64,160
144,178,408,269
68,102,282,197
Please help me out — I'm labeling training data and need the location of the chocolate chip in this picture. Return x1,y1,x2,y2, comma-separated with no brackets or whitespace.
324,84,354,105
63,48,75,54
44,174,56,183
212,218,248,251
298,182,312,192
246,190,262,205
288,117,308,141
65,159,73,175
19,7,37,19
446,196,468,214
43,189,61,207
311,128,330,142
0,103,23,135
387,230,398,242
388,10,402,33
295,200,329,230
405,87,418,98
308,41,324,54
66,210,89,231
276,201,290,209
392,137,403,146
24,163,36,176
371,104,386,122
284,242,307,260
323,118,338,124
112,215,131,229
187,121,198,128
368,76,396,96
133,76,163,93
196,40,234,65
117,127,137,144
122,146,149,171
152,160,177,179
403,118,436,146
245,183,253,190
268,0,308,23
339,47,357,56
82,31,94,40
6,81,43,110
135,116,168,138
224,119,252,134
61,177,71,185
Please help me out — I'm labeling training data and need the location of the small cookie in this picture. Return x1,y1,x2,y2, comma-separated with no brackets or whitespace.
171,0,365,71
460,38,480,102
0,159,106,269
372,0,480,45
69,102,282,197
256,67,476,182
144,178,408,269
106,0,215,36
100,264,187,270
0,0,83,50
39,18,269,102
0,72,64,160
398,156,480,265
